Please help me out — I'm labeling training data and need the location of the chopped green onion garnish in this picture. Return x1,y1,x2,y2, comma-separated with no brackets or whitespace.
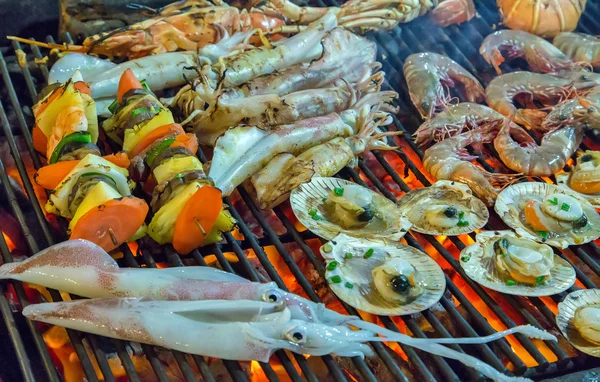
535,276,545,286
308,209,318,216
457,220,469,227
108,98,119,114
329,275,342,284
322,243,333,253
140,79,151,91
345,282,354,289
458,211,465,219
364,248,374,259
548,197,558,205
322,197,328,202
311,215,322,221
461,255,470,262
505,280,516,286
344,253,353,259
537,231,549,239
327,261,339,271
334,187,344,196
561,202,570,211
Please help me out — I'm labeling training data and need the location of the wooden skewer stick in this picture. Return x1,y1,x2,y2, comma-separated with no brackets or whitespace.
108,228,119,246
194,217,207,236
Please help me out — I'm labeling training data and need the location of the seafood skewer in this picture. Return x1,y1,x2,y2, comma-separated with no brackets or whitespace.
480,30,584,74
209,94,397,197
23,298,376,360
423,121,516,206
485,71,598,128
553,32,600,69
494,121,584,176
403,52,484,119
9,0,418,60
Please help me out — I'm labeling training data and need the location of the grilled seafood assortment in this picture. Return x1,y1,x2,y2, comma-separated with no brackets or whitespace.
556,289,600,357
396,181,489,235
556,151,600,207
460,231,576,296
403,52,485,119
319,234,445,315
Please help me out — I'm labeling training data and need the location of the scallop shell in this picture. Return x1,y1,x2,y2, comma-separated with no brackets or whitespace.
556,172,600,208
460,230,576,296
290,177,412,241
556,289,600,357
396,180,489,236
320,234,445,315
495,182,600,248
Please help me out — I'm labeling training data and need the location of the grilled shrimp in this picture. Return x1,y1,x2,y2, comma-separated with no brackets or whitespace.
423,121,515,206
494,122,584,176
542,86,600,131
485,71,596,128
553,32,600,69
430,0,476,27
403,52,484,119
479,30,582,74
414,103,505,146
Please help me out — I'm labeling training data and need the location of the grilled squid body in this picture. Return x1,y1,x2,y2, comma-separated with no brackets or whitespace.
492,237,554,285
573,305,600,345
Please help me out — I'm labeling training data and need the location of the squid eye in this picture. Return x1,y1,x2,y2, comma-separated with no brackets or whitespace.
292,332,304,341
262,289,283,304
285,326,307,344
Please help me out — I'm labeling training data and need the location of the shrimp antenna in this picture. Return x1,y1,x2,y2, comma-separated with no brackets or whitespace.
127,3,160,14
6,36,85,53
86,25,133,55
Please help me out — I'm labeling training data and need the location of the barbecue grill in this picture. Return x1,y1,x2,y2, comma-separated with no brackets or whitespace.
1,1,600,381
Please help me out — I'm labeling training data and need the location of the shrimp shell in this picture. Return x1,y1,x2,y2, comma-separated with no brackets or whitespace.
553,32,600,69
485,71,595,128
494,123,583,176
480,30,581,74
403,52,484,119
423,122,515,206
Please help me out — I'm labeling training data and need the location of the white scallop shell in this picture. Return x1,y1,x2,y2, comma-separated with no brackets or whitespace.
460,231,576,296
290,177,412,241
494,182,600,248
556,289,600,357
396,180,489,236
320,234,445,315
556,172,600,208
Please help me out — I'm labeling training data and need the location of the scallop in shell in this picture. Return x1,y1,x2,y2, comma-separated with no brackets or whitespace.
556,289,600,357
556,151,600,208
396,181,489,236
290,177,412,241
495,182,600,248
460,230,575,296
319,234,445,315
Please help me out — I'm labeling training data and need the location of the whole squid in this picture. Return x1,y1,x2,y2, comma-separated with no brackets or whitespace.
23,298,376,361
0,240,352,326
208,93,397,196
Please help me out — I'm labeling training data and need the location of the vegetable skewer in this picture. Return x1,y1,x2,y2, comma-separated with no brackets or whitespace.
103,69,235,254
32,71,148,251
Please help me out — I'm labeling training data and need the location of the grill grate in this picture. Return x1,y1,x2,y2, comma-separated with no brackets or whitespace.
1,0,600,381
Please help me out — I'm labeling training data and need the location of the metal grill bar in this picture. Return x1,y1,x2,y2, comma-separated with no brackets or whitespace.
0,1,599,381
